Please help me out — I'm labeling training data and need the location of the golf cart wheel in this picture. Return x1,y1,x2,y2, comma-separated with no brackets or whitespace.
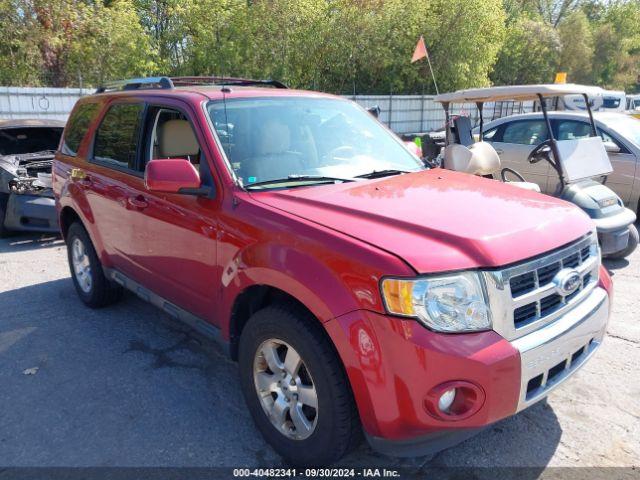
238,303,361,466
606,224,639,259
66,222,123,308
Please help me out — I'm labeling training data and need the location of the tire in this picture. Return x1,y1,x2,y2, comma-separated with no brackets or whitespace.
66,222,123,308
606,224,639,259
0,193,14,238
238,303,361,466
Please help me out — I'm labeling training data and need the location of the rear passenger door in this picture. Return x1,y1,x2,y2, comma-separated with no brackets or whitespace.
485,119,552,191
84,100,146,275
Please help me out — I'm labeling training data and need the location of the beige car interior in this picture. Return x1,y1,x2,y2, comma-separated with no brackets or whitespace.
242,119,304,181
152,112,201,169
444,116,540,192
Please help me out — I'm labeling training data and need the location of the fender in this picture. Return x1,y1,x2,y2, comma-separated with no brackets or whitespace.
218,241,391,340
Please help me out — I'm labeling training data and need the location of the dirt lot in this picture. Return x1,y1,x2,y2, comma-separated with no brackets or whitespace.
0,232,638,469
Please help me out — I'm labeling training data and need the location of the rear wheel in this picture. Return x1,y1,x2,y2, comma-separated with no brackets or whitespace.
606,224,639,259
66,222,123,307
238,304,360,466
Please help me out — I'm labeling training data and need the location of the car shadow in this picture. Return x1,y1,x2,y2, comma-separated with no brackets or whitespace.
0,232,63,254
0,277,562,470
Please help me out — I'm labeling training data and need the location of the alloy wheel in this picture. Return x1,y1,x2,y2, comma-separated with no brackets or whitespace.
253,339,318,440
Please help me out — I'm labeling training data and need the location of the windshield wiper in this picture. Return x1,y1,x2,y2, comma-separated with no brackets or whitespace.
245,174,358,190
355,169,410,179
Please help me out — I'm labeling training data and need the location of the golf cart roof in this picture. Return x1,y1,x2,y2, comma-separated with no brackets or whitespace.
435,84,605,104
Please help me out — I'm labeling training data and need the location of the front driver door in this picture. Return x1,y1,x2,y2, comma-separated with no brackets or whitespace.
486,119,552,191
124,100,220,323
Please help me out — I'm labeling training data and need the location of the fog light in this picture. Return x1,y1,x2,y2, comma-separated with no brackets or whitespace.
438,388,456,412
424,381,485,421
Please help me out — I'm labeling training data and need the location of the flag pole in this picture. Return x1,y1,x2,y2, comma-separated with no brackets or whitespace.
412,36,439,95
425,49,439,95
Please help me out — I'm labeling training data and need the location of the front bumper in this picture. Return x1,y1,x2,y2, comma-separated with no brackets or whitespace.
3,192,58,233
513,287,608,412
593,207,636,255
326,281,610,457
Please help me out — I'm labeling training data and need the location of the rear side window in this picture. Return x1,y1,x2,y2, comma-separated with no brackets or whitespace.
93,103,144,170
61,103,99,156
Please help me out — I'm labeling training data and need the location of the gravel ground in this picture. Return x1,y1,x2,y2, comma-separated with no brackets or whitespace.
0,232,638,470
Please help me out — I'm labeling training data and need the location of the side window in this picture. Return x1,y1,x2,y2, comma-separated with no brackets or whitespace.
556,120,592,141
61,103,99,156
482,127,498,141
93,103,144,170
501,120,549,145
146,108,201,169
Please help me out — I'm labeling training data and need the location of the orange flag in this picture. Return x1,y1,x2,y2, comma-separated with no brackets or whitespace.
411,36,428,63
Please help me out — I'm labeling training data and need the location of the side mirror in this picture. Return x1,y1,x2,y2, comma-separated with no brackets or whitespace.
145,159,201,194
603,141,621,154
367,105,381,118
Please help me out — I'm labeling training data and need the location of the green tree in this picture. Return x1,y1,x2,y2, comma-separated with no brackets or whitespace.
558,10,594,83
492,15,561,84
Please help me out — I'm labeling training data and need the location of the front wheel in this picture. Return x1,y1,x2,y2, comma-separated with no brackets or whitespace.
0,193,14,238
606,224,639,259
238,304,360,466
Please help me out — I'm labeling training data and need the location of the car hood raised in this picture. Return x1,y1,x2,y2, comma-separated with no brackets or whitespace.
251,169,593,273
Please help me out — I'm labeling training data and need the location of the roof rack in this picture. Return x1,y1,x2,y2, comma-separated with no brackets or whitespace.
95,76,287,93
171,76,288,89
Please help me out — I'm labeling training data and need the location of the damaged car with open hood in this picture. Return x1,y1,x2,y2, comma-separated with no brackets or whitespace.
0,118,63,236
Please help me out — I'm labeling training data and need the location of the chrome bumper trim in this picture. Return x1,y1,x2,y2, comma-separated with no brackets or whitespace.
512,287,609,412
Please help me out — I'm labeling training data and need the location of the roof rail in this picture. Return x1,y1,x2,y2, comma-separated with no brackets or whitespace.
170,76,288,89
95,76,288,94
95,77,174,93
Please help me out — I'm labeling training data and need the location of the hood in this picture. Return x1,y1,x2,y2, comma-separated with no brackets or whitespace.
250,169,593,273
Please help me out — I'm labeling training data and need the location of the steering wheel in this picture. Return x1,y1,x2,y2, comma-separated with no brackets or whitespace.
500,167,526,182
328,145,357,159
527,140,553,164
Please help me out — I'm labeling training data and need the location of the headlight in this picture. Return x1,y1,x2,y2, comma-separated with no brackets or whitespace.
381,272,491,332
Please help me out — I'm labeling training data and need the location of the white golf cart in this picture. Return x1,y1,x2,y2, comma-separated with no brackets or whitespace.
434,84,638,259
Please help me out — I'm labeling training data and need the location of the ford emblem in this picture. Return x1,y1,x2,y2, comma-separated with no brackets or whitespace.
553,268,582,296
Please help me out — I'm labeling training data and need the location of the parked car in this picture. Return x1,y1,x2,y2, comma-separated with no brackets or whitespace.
479,111,640,215
54,76,613,466
627,94,640,119
0,118,64,236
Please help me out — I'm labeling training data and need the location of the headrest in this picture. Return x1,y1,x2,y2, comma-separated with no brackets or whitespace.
443,141,500,176
257,120,291,155
453,116,474,146
159,119,199,158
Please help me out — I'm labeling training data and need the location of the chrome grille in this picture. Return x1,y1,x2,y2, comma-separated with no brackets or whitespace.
483,233,600,341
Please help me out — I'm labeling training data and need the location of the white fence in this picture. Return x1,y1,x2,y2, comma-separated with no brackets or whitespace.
0,87,532,134
348,95,534,133
0,87,92,121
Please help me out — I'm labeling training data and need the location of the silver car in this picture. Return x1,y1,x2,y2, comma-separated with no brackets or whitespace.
480,111,640,216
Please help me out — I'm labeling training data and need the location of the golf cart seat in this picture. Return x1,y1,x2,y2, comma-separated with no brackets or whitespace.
443,143,541,192
444,117,540,193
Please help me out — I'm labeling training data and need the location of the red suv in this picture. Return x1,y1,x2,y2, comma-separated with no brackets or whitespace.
53,77,613,465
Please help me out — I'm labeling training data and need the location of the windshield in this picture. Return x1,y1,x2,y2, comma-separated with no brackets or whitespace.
0,127,62,156
604,116,640,147
207,97,423,188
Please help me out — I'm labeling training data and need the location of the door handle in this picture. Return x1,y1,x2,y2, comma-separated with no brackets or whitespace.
127,195,148,210
70,168,89,181
495,149,504,155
